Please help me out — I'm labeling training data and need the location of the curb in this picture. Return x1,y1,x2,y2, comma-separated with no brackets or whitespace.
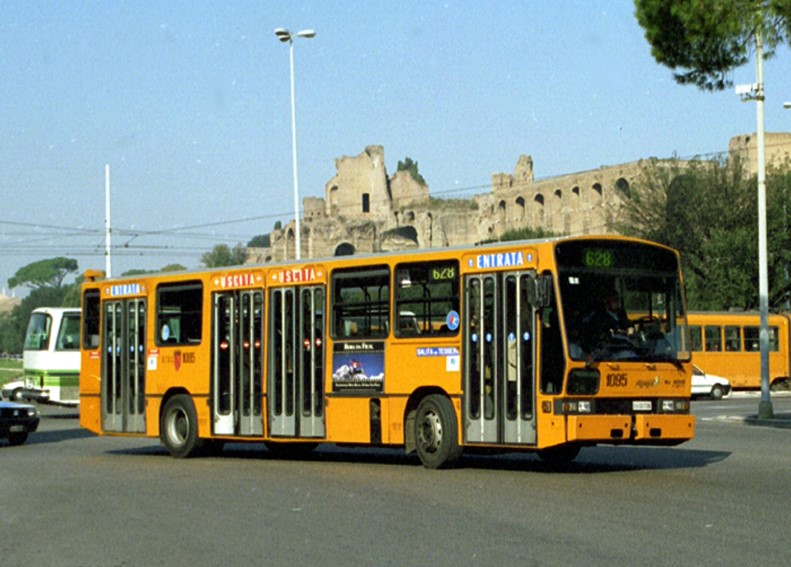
703,414,791,429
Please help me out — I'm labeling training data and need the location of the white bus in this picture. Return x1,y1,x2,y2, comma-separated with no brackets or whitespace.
15,307,81,406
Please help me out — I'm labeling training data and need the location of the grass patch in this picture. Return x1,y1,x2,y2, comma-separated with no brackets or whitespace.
0,358,23,384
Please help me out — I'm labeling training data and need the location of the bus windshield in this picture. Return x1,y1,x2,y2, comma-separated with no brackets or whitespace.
23,312,52,351
556,240,689,363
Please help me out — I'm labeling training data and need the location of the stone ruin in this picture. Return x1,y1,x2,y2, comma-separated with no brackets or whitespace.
248,133,791,264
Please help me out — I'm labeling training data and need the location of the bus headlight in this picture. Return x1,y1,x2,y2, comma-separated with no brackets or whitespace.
660,399,689,413
559,399,593,414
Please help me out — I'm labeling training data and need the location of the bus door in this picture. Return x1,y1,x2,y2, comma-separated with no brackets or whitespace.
269,286,325,438
212,291,264,437
464,272,536,445
102,299,146,433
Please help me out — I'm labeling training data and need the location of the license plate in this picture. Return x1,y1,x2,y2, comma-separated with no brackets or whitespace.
10,425,25,432
632,401,652,411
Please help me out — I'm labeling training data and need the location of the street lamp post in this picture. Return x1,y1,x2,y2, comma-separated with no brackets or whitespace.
275,27,315,260
754,29,773,419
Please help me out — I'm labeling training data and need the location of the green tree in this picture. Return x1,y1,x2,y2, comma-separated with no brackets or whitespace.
635,0,791,91
201,243,247,268
634,0,791,312
615,155,791,311
500,227,560,242
765,165,791,307
397,157,427,186
2,285,76,354
247,234,270,248
8,257,78,289
2,257,80,352
120,263,187,277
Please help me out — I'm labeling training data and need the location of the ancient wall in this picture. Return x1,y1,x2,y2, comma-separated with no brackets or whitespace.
325,146,391,219
259,133,791,263
728,132,791,176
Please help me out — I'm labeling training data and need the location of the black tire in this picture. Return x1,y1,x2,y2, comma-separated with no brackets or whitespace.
414,394,462,469
160,394,202,458
7,432,29,446
538,444,581,467
11,388,23,402
710,384,724,400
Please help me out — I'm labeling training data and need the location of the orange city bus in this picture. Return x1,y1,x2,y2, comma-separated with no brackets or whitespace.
79,235,694,468
687,311,791,390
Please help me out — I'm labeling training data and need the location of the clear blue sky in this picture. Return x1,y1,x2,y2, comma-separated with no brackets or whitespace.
2,1,790,294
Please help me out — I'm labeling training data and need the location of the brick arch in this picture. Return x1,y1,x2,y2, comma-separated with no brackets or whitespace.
334,242,356,256
515,196,526,221
615,177,631,198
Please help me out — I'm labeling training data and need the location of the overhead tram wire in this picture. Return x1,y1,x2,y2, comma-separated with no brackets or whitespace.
2,143,753,261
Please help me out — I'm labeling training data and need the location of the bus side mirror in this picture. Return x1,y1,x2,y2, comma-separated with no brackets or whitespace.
535,275,553,308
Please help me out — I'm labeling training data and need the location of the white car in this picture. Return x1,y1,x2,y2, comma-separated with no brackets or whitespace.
1,379,26,402
692,365,731,400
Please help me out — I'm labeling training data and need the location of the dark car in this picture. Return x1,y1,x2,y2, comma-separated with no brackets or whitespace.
0,400,40,446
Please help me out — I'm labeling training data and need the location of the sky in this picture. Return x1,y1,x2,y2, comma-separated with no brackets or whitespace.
2,0,791,296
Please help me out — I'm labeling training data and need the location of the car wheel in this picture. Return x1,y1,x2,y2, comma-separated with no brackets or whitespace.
710,384,724,400
11,388,24,402
8,432,29,446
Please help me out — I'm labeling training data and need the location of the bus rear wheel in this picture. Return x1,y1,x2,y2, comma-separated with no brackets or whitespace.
414,394,461,469
160,394,202,458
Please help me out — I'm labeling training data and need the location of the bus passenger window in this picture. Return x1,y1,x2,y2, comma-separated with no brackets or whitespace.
394,260,459,338
331,267,390,340
156,281,203,346
724,326,741,352
704,326,721,352
689,326,702,351
540,293,565,394
745,326,759,351
83,289,101,350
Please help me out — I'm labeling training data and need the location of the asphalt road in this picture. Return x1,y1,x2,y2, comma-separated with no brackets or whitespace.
1,395,790,566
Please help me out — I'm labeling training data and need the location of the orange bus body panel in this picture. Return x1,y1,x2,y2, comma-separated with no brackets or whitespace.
78,236,694,465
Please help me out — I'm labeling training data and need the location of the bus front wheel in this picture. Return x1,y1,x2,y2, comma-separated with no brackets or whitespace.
160,394,202,458
414,394,461,469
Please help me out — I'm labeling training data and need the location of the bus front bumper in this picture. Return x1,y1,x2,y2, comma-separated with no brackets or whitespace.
566,414,695,444
632,413,695,443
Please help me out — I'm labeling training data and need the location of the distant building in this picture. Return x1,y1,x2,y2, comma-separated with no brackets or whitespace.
247,133,791,263
0,291,20,314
